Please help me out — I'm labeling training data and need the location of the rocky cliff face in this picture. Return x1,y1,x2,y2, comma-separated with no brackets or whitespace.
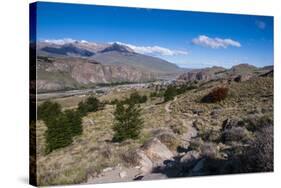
36,57,155,92
177,66,226,82
177,64,272,83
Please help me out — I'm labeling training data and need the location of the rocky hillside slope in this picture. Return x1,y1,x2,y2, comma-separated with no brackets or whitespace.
36,56,155,92
177,64,271,83
35,67,273,185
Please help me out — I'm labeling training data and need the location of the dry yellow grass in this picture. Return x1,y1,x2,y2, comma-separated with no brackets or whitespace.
35,76,273,185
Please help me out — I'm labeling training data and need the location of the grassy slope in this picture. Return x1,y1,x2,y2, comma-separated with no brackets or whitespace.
36,76,273,185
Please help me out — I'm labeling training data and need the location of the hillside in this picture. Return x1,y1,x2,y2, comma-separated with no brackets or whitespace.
177,64,272,82
36,56,156,92
35,66,273,185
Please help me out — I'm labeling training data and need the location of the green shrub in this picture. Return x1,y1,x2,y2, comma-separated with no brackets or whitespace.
163,84,196,102
201,87,229,103
112,102,144,142
150,90,164,98
45,109,82,153
38,101,62,122
113,92,147,105
78,96,101,116
164,86,177,102
125,92,147,104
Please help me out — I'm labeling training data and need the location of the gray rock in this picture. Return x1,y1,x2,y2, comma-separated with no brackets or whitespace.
234,74,253,82
210,109,222,119
119,171,127,178
222,117,242,131
135,149,153,173
141,173,168,180
102,167,113,172
192,109,204,115
191,158,206,174
142,138,174,162
180,151,200,163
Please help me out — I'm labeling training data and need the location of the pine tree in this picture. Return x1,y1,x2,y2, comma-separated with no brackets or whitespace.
45,113,73,154
45,109,82,154
112,102,143,142
164,86,177,102
38,101,61,122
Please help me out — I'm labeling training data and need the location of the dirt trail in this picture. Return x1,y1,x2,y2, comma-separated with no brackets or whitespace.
87,95,199,183
164,96,198,141
164,96,177,113
180,119,198,142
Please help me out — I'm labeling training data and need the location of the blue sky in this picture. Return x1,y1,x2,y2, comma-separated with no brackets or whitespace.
34,2,273,68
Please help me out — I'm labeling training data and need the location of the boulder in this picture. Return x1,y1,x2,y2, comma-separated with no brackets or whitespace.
192,109,204,116
180,151,200,164
222,117,242,131
135,149,153,173
233,74,253,82
191,158,206,175
119,171,127,178
141,138,174,163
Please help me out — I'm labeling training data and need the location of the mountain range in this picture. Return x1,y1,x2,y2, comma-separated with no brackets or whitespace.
37,40,182,73
35,40,273,92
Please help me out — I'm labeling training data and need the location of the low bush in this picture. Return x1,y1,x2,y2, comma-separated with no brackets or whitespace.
244,115,273,132
78,96,101,116
126,92,147,104
240,125,273,172
222,126,253,144
201,87,229,103
111,92,148,106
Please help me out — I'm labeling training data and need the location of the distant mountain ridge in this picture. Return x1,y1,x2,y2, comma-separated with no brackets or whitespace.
37,40,182,74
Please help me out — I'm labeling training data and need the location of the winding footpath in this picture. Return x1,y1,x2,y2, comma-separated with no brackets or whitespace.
87,96,199,184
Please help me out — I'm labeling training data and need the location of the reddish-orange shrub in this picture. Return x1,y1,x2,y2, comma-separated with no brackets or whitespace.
201,87,229,103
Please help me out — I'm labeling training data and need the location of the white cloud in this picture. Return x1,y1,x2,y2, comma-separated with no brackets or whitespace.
192,35,241,49
256,20,266,29
43,38,90,45
113,42,188,56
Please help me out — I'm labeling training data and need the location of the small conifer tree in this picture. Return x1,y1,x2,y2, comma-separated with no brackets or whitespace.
112,102,143,142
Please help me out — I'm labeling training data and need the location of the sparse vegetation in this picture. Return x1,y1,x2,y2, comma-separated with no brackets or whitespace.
201,87,229,103
245,125,273,172
125,91,147,104
35,69,273,185
222,126,253,144
112,102,144,142
110,91,147,105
